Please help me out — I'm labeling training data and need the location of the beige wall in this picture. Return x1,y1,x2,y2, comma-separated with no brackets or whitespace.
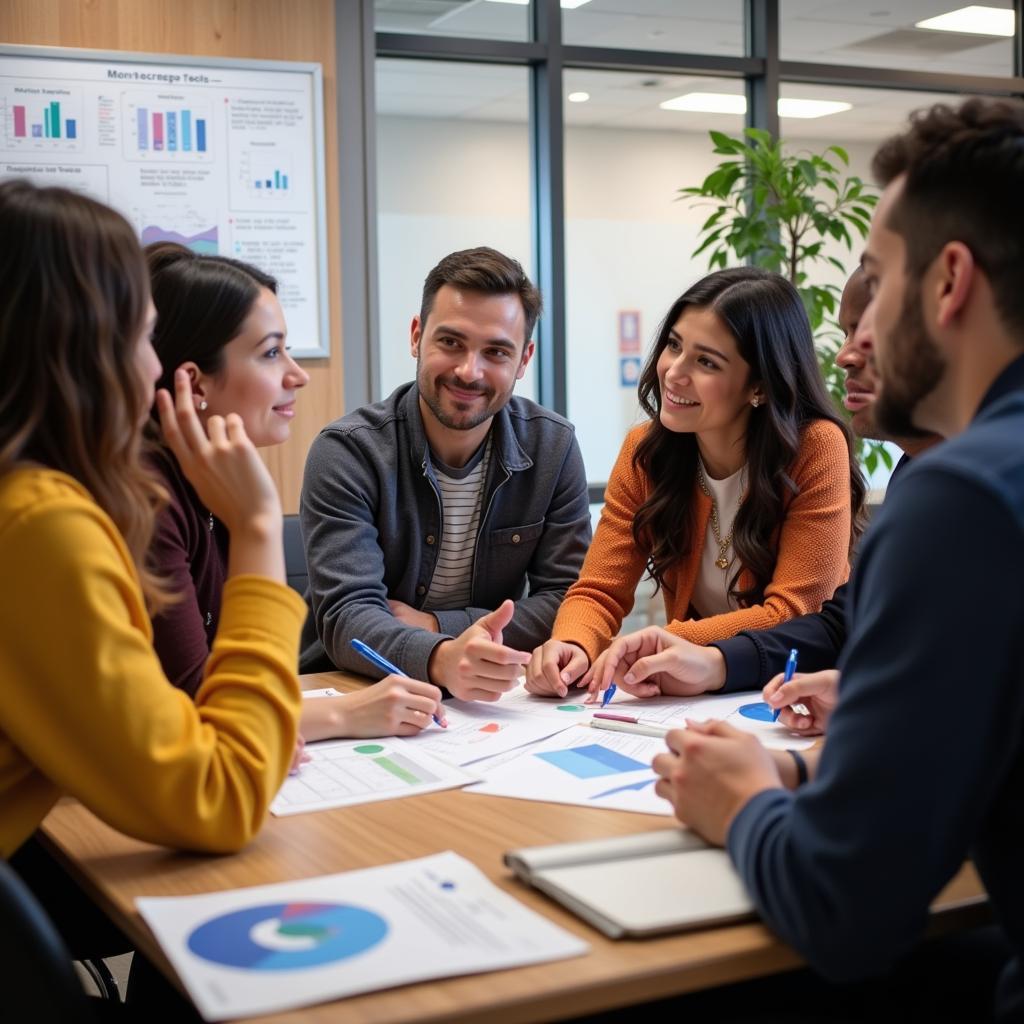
0,0,344,512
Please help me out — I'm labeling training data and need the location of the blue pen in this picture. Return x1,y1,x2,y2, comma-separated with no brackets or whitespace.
772,648,799,721
601,682,618,708
350,638,446,728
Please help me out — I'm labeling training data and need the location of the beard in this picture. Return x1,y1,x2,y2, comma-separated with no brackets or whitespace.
417,359,506,432
874,286,946,439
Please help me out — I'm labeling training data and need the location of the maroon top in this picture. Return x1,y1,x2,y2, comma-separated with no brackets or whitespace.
149,448,229,697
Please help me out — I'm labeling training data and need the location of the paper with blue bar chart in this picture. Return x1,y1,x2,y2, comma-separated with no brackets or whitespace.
466,726,672,816
137,851,588,1020
271,737,478,816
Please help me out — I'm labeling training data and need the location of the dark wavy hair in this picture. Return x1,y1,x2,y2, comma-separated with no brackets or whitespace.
0,179,171,610
145,242,278,396
632,266,865,604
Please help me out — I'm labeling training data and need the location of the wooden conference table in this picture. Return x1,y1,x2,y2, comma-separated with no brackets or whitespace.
40,671,989,1024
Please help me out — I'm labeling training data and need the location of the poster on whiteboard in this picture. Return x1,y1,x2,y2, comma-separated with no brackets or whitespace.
0,44,329,357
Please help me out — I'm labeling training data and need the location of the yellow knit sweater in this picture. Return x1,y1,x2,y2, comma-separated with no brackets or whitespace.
0,467,305,857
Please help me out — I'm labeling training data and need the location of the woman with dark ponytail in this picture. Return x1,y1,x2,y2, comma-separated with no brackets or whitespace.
527,266,864,696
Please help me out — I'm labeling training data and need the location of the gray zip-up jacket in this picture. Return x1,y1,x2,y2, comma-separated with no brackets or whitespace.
299,383,592,681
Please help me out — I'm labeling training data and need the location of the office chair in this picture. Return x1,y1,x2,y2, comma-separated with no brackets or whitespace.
283,513,309,597
0,858,98,1022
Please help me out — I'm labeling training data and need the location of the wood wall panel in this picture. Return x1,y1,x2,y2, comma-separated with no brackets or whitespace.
0,0,344,512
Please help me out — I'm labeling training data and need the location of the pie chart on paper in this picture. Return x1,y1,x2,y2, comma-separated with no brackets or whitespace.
187,901,389,970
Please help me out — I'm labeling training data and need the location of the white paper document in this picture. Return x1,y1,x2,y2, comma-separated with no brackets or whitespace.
301,686,342,698
603,690,816,750
271,737,477,816
406,699,575,766
136,850,588,1021
499,683,596,717
466,724,673,816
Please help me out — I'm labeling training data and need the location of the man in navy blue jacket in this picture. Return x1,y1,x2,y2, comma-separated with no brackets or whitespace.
654,98,1024,1022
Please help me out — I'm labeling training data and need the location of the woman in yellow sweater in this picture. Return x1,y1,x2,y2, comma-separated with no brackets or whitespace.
0,178,306,862
527,266,864,697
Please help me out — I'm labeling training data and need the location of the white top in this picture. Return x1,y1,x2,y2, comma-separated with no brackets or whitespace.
690,461,746,619
424,438,492,611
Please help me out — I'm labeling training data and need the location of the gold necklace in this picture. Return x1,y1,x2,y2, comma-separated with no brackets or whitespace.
696,462,743,571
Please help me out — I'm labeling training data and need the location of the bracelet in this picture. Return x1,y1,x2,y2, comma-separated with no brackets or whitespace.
785,748,809,787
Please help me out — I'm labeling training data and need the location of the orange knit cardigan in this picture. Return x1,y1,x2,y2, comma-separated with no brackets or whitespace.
551,418,852,663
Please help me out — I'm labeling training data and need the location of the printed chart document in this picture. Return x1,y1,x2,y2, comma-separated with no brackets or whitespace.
137,850,588,1020
500,683,598,718
498,686,812,751
505,828,754,939
466,725,673,816
271,737,476,816
603,690,816,751
405,699,575,766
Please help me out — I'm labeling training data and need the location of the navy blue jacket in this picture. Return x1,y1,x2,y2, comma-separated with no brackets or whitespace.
711,455,913,690
728,355,1024,1021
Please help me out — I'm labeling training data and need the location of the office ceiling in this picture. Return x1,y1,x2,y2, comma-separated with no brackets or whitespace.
375,1,1014,140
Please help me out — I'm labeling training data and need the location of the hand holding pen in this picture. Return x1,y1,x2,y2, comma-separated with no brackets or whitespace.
350,639,447,729
771,649,799,722
764,666,840,736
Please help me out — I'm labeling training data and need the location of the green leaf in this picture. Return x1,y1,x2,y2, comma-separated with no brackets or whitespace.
797,159,818,186
709,129,739,151
744,126,773,148
700,208,727,232
692,229,727,257
827,144,849,164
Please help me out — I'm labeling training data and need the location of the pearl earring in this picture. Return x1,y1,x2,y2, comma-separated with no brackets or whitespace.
198,400,208,411
751,397,760,408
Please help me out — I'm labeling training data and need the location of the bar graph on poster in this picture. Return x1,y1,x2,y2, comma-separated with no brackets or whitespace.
0,46,328,356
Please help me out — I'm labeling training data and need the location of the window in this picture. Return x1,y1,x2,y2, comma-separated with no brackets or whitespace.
375,0,530,42
375,59,535,400
781,0,1015,76
563,69,744,481
563,0,745,57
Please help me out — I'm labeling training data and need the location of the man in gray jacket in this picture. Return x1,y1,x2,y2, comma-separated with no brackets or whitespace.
301,247,592,701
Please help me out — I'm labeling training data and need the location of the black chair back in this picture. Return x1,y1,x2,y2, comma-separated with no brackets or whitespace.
0,858,94,1022
283,514,309,597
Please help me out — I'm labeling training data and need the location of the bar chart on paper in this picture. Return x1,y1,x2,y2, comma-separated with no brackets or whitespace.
466,728,672,816
121,94,213,160
240,146,293,197
271,738,477,816
4,90,83,150
537,744,648,779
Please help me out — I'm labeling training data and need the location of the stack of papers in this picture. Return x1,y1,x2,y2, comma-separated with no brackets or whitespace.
280,684,812,817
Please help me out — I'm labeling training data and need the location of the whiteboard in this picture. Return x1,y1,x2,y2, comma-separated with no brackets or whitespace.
0,44,330,358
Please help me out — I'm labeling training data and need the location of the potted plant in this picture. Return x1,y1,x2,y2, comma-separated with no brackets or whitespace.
680,128,890,474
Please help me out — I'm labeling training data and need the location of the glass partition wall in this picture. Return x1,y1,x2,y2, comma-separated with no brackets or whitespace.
367,0,1024,495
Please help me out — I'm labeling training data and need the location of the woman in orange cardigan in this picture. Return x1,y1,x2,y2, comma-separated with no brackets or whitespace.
526,266,865,697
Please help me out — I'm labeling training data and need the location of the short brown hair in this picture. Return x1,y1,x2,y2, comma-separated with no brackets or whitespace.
420,247,542,346
872,97,1024,340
